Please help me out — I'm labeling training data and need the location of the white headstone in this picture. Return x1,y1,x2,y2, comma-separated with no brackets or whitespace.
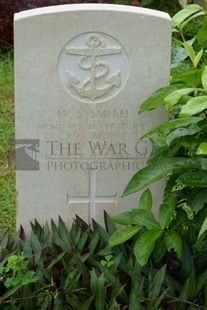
14,4,171,231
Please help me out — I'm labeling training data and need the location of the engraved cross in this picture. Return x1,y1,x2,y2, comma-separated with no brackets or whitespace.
67,170,117,224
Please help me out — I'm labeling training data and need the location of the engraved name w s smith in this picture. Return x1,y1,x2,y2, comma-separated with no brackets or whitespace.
58,109,129,120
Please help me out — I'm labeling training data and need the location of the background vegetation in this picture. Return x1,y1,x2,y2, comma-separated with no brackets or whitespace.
0,0,190,49
0,52,15,232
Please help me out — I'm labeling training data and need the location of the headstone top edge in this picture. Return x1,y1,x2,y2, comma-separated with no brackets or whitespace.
14,4,171,22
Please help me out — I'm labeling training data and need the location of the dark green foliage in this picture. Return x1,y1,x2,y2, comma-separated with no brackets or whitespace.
110,188,207,308
0,215,171,309
108,4,207,309
139,0,185,15
2,215,207,309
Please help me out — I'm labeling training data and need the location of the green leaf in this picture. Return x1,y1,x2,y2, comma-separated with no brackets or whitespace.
172,29,179,33
109,254,122,273
179,95,207,117
148,265,166,298
89,231,99,253
107,281,126,308
166,125,201,146
114,207,159,232
132,209,160,229
90,270,105,310
122,157,203,197
108,226,140,247
178,170,207,187
198,215,207,240
179,273,196,304
194,49,203,69
139,85,183,113
181,242,195,278
145,117,202,145
129,264,143,309
172,4,203,28
172,40,189,64
81,297,94,310
164,231,182,258
51,219,63,246
123,158,172,197
139,188,153,210
148,289,169,309
162,117,202,130
181,11,205,30
110,211,134,225
46,252,65,270
197,23,207,45
197,142,207,155
77,232,89,252
159,194,177,229
66,296,82,309
183,41,195,64
148,146,174,165
192,190,207,213
181,40,203,69
31,219,44,237
29,233,42,254
92,220,110,243
0,285,22,304
21,271,38,285
58,216,73,252
196,270,207,295
198,117,207,129
5,277,18,288
153,237,166,262
104,211,116,235
164,88,196,110
172,69,202,86
201,66,207,90
179,277,190,308
134,230,162,266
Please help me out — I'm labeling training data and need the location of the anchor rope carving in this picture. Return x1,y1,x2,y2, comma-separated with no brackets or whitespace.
64,34,122,100
77,55,110,91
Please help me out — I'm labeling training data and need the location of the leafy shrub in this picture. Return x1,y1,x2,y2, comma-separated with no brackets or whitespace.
0,215,170,309
1,214,207,309
110,187,207,309
121,3,207,245
108,4,207,309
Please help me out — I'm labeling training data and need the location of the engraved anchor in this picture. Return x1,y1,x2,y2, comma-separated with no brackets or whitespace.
65,34,122,100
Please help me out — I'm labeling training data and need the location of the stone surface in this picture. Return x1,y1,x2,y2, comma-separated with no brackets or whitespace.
14,4,171,231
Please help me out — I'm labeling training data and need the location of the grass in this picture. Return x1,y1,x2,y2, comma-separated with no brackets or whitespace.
0,51,16,233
